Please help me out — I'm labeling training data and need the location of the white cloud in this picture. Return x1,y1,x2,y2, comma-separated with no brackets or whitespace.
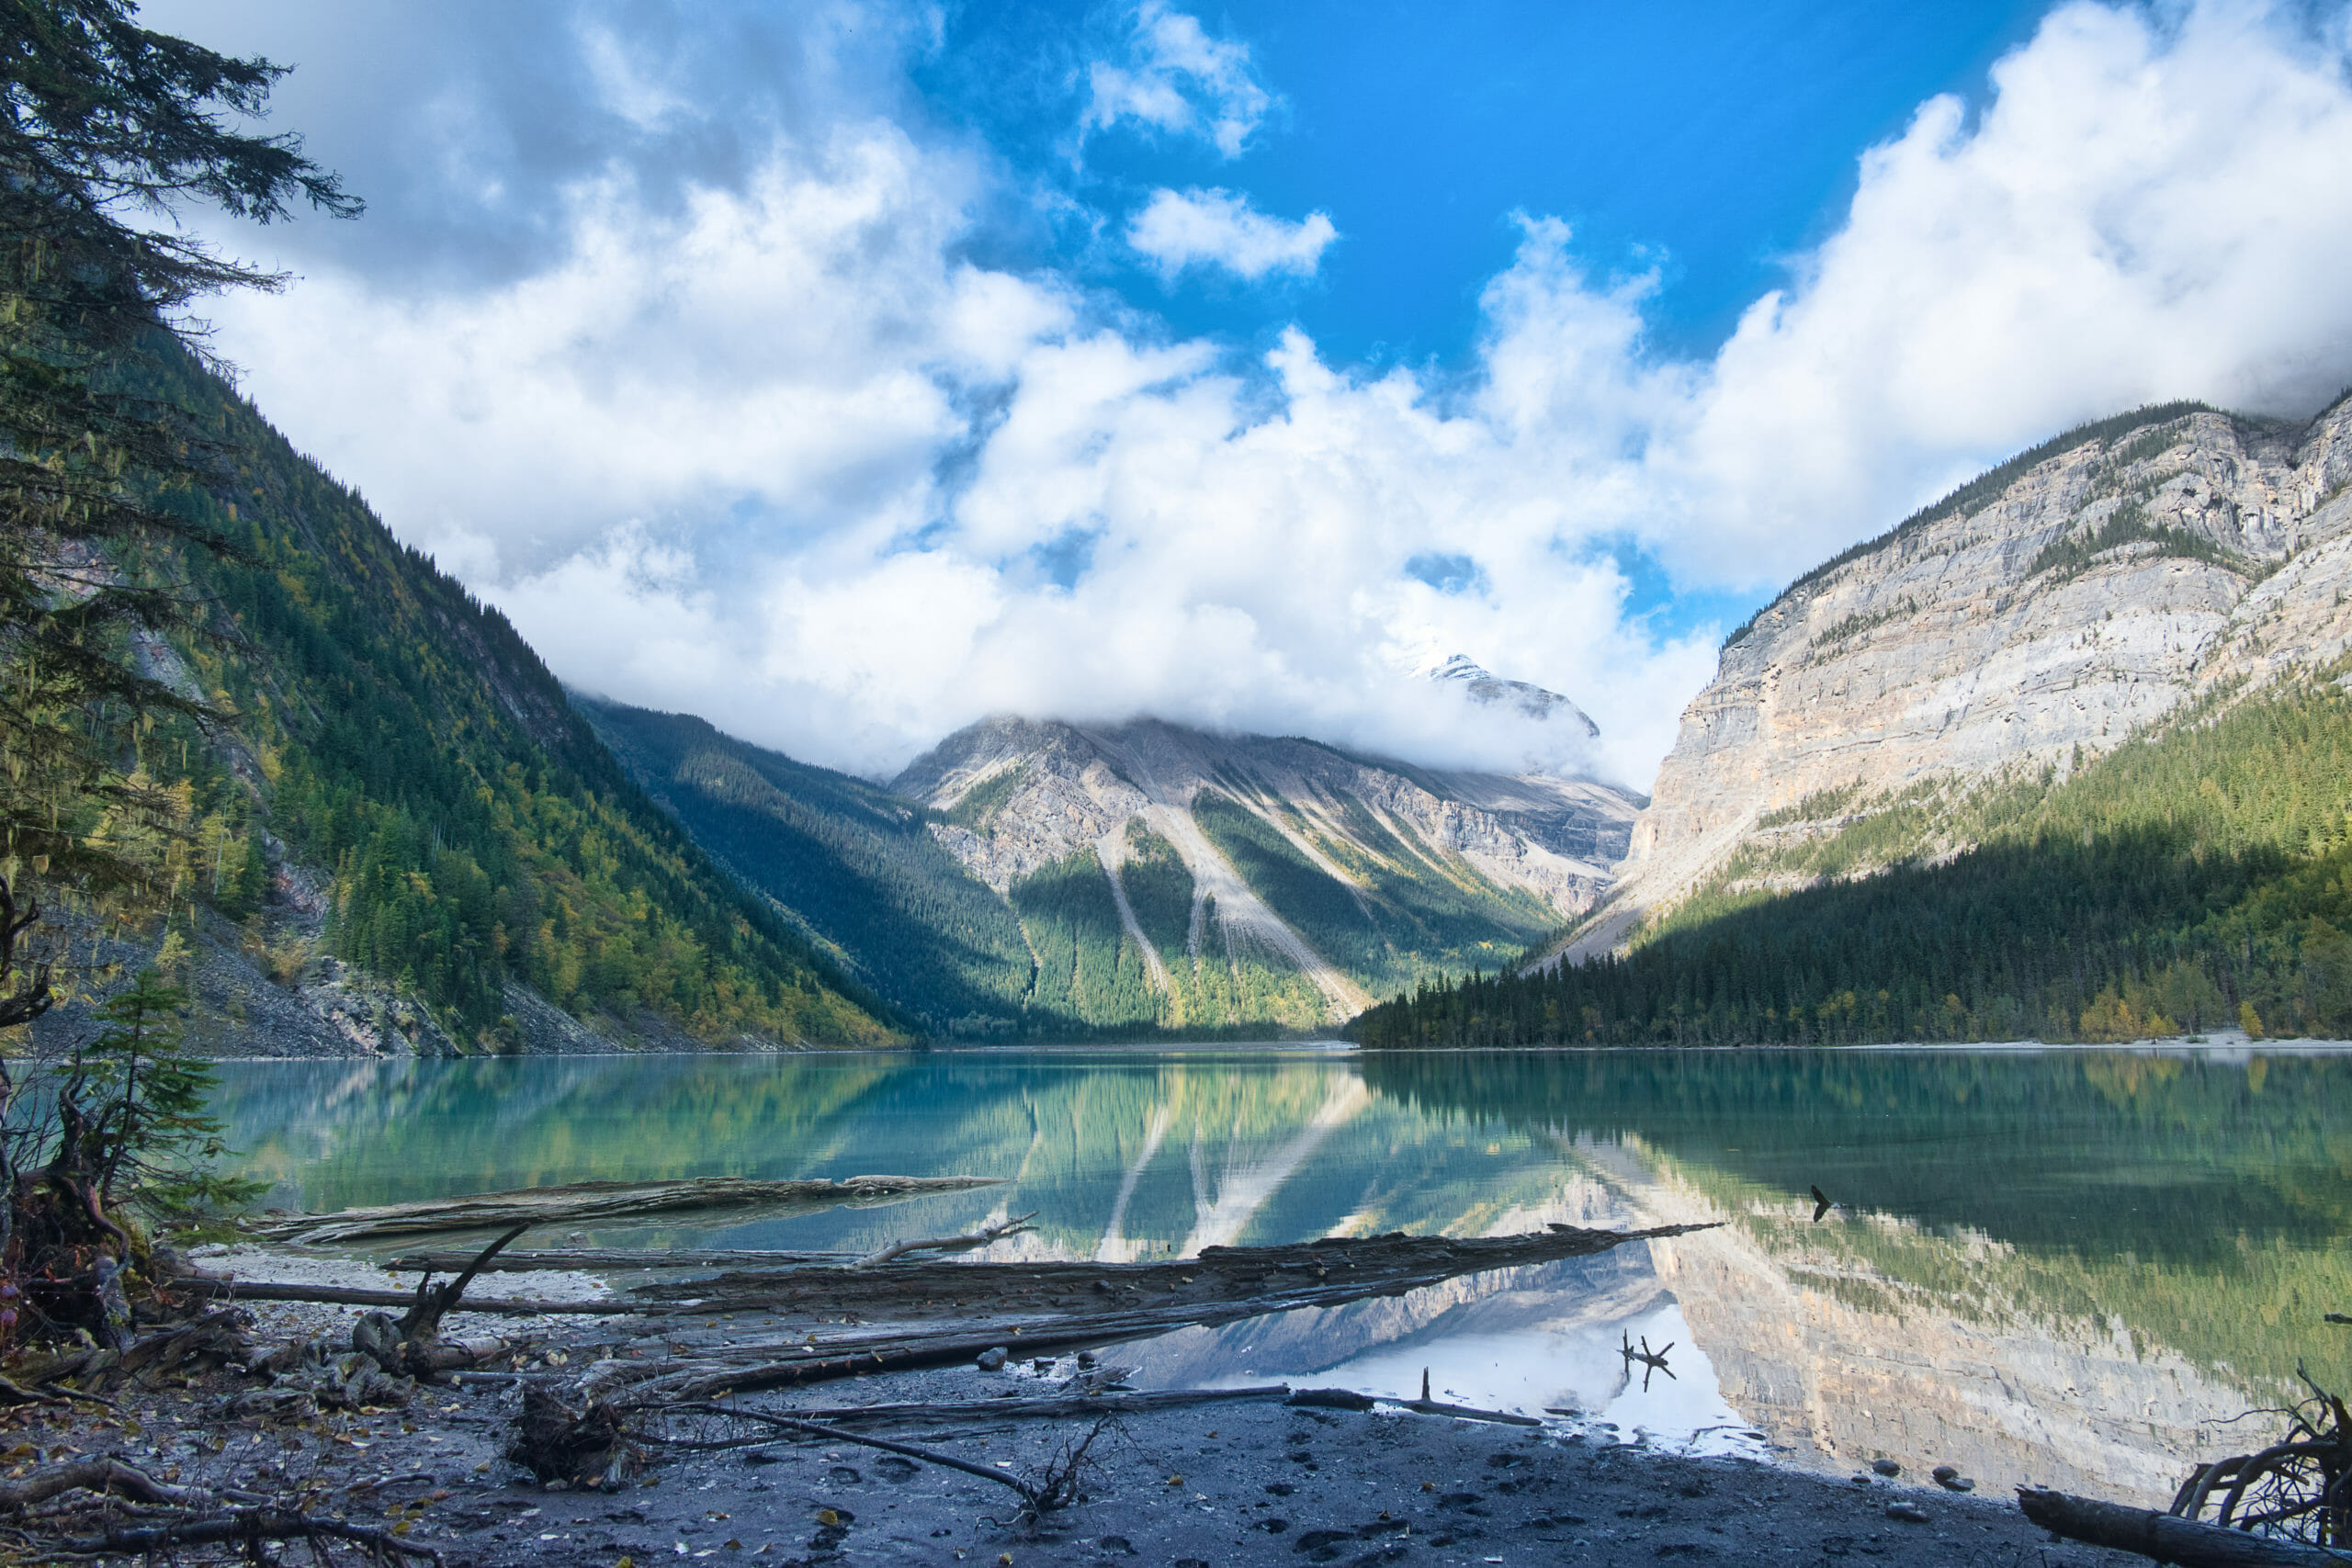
1127,187,1337,280
205,0,2352,795
1080,1,1272,158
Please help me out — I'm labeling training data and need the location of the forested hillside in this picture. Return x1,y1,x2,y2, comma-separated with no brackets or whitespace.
112,350,895,1051
580,701,1033,1036
1349,675,2352,1046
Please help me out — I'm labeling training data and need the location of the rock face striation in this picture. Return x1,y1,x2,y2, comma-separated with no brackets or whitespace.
1554,396,2352,963
894,715,1643,1025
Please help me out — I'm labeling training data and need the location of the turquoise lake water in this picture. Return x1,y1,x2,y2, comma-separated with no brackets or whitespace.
210,1043,2352,1503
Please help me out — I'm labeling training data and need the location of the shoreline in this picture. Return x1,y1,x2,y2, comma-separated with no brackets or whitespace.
198,1029,2352,1063
24,1245,2154,1566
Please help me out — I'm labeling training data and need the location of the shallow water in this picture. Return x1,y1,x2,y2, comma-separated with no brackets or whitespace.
212,1043,2352,1502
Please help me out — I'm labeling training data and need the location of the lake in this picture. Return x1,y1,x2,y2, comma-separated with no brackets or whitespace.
211,1043,2352,1505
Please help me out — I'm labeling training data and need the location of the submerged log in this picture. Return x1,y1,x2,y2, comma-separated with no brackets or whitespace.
246,1174,1005,1245
2018,1486,2346,1566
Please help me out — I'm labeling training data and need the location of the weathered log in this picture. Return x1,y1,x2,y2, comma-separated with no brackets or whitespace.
2018,1485,2347,1565
0,1457,219,1512
1395,1369,1543,1427
627,1222,1720,1323
592,1223,1718,1406
744,1384,1289,1427
166,1275,639,1314
851,1211,1037,1269
246,1173,1005,1245
387,1247,861,1273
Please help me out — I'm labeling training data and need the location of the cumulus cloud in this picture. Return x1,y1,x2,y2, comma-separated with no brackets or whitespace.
1080,0,1272,157
1127,186,1338,280
192,0,2352,794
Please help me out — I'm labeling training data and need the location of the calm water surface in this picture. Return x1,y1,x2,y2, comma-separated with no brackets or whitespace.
211,1043,2352,1503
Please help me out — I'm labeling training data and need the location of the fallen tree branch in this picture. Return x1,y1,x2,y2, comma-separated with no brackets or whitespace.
852,1211,1038,1269
2017,1485,2352,1566
399,1223,531,1342
39,1506,444,1564
650,1401,1057,1511
0,1458,218,1512
247,1174,1005,1245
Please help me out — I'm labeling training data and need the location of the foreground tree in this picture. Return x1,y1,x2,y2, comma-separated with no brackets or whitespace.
0,0,355,1334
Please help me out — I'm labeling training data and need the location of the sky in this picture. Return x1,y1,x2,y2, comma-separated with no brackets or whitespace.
145,0,2352,787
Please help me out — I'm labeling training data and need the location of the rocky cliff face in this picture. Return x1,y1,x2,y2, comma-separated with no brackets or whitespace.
1560,396,2352,959
895,716,1643,1023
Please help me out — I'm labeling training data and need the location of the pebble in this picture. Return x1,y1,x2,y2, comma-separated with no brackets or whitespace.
1930,1464,1958,1483
1871,1459,1902,1477
1885,1502,1931,1524
1939,1475,1976,1494
974,1347,1009,1371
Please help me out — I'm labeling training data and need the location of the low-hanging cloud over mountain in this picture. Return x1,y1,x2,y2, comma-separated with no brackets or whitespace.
157,0,2352,788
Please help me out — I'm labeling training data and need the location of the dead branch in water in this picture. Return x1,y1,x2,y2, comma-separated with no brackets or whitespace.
851,1210,1038,1268
245,1173,1004,1245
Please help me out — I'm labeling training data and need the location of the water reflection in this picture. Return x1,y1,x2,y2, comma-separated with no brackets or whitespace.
211,1043,2352,1501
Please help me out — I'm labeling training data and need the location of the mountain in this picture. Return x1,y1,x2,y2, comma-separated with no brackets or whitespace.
578,701,1035,1038
1558,395,2352,962
30,348,897,1056
1351,393,2352,1047
585,697,1643,1039
892,716,1638,1032
1425,652,1600,736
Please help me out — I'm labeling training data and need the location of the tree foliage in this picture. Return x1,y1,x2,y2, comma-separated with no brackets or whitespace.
0,0,355,1029
1349,679,2352,1049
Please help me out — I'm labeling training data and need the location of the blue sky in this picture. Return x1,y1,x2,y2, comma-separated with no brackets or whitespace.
153,0,2352,783
919,1,2050,371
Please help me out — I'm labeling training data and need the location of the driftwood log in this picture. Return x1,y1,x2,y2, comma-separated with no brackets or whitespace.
386,1247,862,1273
246,1174,1004,1245
2018,1486,2350,1566
508,1222,1713,1482
165,1275,639,1315
624,1223,1718,1323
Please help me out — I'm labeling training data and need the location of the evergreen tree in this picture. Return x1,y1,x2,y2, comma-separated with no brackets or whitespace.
0,0,356,1029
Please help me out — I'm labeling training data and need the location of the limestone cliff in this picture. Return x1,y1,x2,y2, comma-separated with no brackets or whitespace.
1556,395,2352,961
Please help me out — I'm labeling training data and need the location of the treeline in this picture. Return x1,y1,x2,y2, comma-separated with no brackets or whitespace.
140,352,891,1048
1348,679,2352,1048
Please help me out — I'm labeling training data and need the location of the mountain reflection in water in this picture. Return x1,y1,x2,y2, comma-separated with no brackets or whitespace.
211,1044,2352,1502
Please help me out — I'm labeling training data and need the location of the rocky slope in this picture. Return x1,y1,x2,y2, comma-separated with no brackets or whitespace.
893,714,1642,1029
1553,394,2352,962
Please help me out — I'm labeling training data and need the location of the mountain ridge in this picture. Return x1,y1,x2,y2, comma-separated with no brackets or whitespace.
1544,392,2352,967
